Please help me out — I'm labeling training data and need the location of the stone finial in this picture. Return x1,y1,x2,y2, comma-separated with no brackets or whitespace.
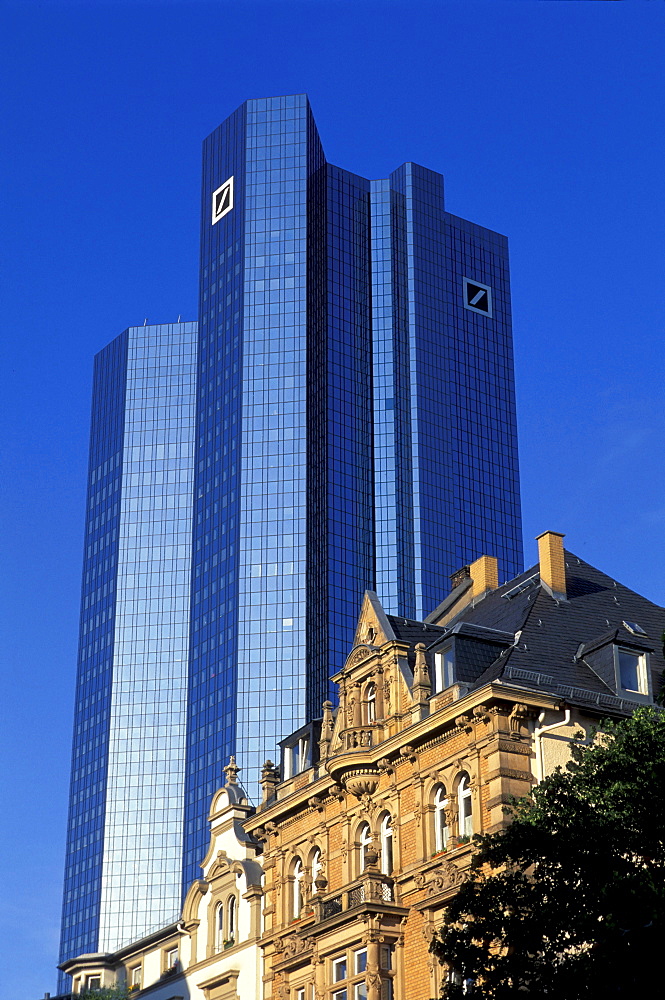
260,759,280,805
319,700,334,761
413,643,431,692
412,643,431,723
224,755,240,785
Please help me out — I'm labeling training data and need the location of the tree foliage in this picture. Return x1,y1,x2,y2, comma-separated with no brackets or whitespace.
430,706,665,998
79,988,129,1000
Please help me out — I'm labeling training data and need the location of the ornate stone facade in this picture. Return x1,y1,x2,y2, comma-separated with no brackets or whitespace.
245,587,561,1000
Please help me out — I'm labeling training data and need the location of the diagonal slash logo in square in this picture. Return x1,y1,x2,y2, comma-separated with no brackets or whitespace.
463,278,492,317
212,176,234,225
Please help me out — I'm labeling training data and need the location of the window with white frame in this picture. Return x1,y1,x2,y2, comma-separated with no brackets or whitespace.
129,965,142,989
380,814,394,875
292,858,304,919
434,646,455,692
615,646,650,697
215,901,224,951
285,735,311,778
86,976,101,991
458,773,473,838
311,847,322,886
333,955,348,982
365,683,376,724
165,945,178,969
434,785,449,852
227,894,236,942
358,822,372,873
330,945,394,1000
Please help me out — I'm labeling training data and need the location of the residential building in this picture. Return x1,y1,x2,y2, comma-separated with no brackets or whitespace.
59,323,197,978
53,531,664,1000
59,761,264,1000
244,531,664,1000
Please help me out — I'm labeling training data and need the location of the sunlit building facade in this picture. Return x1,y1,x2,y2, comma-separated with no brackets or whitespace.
58,323,197,980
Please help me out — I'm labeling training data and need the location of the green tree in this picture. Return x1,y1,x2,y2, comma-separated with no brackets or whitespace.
79,988,128,1000
430,706,665,998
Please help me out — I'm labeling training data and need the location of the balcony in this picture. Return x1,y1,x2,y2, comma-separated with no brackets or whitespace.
312,869,397,925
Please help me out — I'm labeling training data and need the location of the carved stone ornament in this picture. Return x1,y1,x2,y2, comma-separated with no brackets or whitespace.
414,858,465,895
454,714,473,733
274,933,307,959
421,912,436,942
349,645,373,667
344,770,379,797
509,702,530,738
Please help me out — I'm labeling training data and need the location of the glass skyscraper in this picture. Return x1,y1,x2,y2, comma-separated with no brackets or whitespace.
59,95,522,979
184,95,522,888
59,323,197,979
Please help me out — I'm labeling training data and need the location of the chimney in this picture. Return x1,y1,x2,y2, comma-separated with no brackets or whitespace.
470,554,499,597
536,531,567,600
427,554,499,626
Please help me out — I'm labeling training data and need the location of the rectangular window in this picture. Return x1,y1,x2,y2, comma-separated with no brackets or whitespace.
354,984,368,1000
333,956,348,982
332,991,348,1000
615,646,650,698
354,948,367,974
86,977,101,991
166,945,178,968
130,965,142,988
619,649,641,691
435,646,455,692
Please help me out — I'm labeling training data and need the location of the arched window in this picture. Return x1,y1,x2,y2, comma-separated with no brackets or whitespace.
292,859,304,919
380,814,394,874
215,902,224,951
458,773,473,838
311,847,322,886
365,683,376,724
358,822,372,873
226,895,236,942
434,785,449,852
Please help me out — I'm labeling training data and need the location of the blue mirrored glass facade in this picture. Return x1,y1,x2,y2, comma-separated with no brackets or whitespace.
60,97,523,978
59,323,197,979
184,95,522,886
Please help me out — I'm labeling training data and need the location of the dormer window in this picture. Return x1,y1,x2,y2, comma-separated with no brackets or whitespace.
434,645,455,693
284,735,310,778
615,646,650,698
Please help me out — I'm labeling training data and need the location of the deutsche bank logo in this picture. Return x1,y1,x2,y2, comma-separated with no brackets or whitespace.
212,177,234,225
463,278,492,317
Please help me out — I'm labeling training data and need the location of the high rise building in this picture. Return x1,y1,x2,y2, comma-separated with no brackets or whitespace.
59,95,523,981
184,95,522,888
59,323,197,977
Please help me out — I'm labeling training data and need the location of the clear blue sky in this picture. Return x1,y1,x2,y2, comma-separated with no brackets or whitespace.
1,1,664,996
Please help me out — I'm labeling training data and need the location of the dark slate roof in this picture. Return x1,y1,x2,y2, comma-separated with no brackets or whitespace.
423,551,665,712
386,616,448,647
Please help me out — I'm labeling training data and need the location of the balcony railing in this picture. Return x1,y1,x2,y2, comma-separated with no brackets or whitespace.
312,870,396,923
